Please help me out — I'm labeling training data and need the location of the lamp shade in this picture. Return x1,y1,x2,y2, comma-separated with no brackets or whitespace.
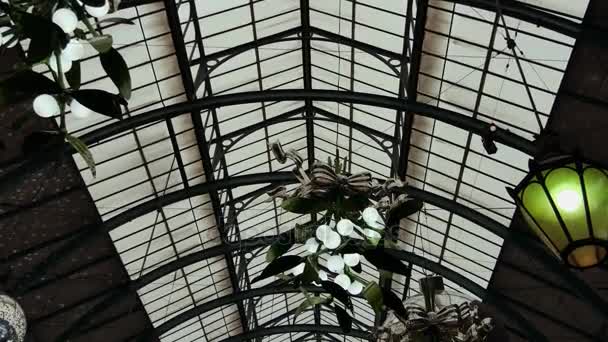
510,155,608,269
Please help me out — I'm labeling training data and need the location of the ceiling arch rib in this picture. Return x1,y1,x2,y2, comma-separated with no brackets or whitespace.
18,0,590,341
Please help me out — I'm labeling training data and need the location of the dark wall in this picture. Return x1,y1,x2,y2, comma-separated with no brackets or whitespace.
488,1,608,341
0,48,158,342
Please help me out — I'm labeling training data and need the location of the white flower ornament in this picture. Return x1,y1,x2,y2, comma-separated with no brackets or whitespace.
362,207,384,230
323,231,341,250
343,253,360,267
334,274,351,290
327,255,345,273
336,219,354,236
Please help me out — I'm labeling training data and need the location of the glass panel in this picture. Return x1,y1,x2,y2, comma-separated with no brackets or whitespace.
583,167,608,240
519,206,560,257
545,167,589,241
521,182,569,251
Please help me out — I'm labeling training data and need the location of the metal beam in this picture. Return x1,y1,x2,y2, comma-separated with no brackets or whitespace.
162,0,250,332
74,89,536,156
449,0,581,38
220,325,372,342
118,0,582,39
89,172,608,323
130,242,547,342
301,0,316,172
382,0,424,326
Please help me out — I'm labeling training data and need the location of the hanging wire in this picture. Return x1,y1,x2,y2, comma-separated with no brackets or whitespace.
495,0,544,131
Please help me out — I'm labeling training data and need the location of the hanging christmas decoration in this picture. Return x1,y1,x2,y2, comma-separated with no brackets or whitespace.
0,0,135,177
0,294,26,342
257,141,424,332
378,276,494,342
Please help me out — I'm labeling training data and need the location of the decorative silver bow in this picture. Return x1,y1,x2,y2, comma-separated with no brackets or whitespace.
404,303,469,332
307,162,372,197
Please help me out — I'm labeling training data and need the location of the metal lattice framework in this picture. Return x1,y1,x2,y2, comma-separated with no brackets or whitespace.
4,0,606,341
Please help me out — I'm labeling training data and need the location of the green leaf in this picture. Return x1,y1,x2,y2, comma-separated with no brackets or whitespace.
66,134,96,177
299,260,318,284
73,28,87,40
0,70,61,107
252,255,303,283
341,194,370,212
71,89,126,119
362,249,411,276
362,282,383,314
321,281,353,311
281,197,328,214
81,0,107,7
333,304,352,333
66,61,81,90
381,287,407,319
100,48,131,99
295,296,326,317
15,11,69,63
266,231,294,263
89,34,113,54
338,239,364,255
387,197,423,228
97,17,135,25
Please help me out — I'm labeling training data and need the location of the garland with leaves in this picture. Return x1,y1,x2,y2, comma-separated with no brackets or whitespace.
256,141,423,333
0,0,133,177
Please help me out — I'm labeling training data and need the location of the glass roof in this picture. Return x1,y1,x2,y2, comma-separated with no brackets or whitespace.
37,0,590,340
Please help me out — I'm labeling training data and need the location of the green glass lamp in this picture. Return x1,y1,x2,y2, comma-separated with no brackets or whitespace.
509,155,608,269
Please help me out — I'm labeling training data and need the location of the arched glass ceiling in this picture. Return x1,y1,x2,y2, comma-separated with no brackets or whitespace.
35,0,590,341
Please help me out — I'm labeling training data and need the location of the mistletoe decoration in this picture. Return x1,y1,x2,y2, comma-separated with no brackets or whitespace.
0,0,133,177
256,141,423,332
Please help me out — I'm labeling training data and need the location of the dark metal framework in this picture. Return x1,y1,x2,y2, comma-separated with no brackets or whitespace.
2,0,600,341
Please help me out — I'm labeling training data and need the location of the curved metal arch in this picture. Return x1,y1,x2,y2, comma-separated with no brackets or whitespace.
192,25,401,91
222,325,372,342
95,172,608,321
122,0,582,40
222,109,395,163
450,0,581,38
132,248,547,342
78,89,537,156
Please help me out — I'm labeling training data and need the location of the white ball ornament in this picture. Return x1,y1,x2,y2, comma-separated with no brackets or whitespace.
85,1,110,18
323,231,341,250
343,253,360,267
33,94,60,118
52,8,78,33
63,39,85,61
305,238,319,254
315,225,331,242
48,53,73,73
70,99,94,118
336,219,354,236
327,255,345,273
334,274,351,290
348,281,363,295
